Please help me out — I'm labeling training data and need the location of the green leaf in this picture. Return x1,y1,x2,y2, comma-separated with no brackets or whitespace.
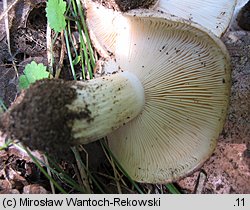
19,61,49,90
24,62,49,82
46,0,66,32
19,75,30,89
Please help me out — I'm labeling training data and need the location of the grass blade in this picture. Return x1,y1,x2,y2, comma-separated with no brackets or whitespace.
165,183,181,194
23,146,67,194
64,25,77,80
0,98,7,112
75,0,95,69
101,141,145,194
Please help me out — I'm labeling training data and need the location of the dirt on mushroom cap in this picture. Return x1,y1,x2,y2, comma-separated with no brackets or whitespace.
0,79,92,160
92,0,157,11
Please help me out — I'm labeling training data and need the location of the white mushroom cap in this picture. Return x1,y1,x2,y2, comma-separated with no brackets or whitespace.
85,0,236,57
154,0,237,37
103,10,231,183
85,1,122,57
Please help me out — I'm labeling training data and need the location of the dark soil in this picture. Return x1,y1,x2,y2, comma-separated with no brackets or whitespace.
93,0,157,11
237,1,250,31
0,79,79,161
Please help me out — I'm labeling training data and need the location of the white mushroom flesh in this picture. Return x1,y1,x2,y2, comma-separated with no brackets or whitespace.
155,0,237,37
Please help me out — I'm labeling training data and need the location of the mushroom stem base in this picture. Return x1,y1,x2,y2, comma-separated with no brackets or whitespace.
0,72,145,156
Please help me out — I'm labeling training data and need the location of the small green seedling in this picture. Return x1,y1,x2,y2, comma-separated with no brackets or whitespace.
0,98,7,114
19,61,50,89
46,0,66,32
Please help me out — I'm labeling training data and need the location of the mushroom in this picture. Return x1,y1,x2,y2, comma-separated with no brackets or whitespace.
85,0,236,57
0,10,231,183
153,0,237,37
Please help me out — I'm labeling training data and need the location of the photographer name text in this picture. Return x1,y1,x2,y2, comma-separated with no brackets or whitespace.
2,197,161,208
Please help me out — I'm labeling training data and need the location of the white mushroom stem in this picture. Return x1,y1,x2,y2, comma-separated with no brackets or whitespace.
69,71,145,144
0,71,145,158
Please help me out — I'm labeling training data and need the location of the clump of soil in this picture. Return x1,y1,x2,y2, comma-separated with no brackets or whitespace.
237,1,250,31
93,0,157,11
0,79,78,160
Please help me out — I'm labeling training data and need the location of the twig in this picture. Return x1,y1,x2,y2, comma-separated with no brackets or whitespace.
194,170,207,194
3,0,18,77
3,0,10,53
44,155,56,194
71,147,92,193
46,24,53,75
0,0,19,22
110,158,122,194
55,31,66,78
101,142,122,193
